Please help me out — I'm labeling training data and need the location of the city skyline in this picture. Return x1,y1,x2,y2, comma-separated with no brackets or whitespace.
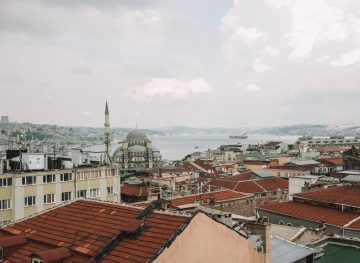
1,0,360,128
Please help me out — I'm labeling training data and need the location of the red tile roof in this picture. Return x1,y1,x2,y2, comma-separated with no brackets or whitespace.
267,165,312,171
0,199,189,263
169,190,249,208
318,157,345,166
243,160,269,165
220,171,252,181
207,177,288,194
234,181,265,193
255,177,289,191
259,202,359,227
292,185,360,208
121,184,149,197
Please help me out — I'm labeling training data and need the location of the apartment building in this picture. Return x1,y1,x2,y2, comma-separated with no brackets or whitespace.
0,166,119,226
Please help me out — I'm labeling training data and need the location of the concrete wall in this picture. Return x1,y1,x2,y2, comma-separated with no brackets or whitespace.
154,213,268,263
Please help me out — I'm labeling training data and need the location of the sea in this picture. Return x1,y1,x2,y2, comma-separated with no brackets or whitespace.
85,134,300,161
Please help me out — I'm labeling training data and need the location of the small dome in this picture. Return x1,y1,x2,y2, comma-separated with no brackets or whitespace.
126,130,148,142
153,151,161,157
128,145,147,153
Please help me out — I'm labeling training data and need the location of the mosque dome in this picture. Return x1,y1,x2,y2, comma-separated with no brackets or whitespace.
126,130,148,142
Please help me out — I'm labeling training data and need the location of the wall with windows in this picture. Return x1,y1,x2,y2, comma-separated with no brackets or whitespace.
0,166,119,224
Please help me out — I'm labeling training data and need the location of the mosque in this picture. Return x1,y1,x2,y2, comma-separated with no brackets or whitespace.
104,102,162,169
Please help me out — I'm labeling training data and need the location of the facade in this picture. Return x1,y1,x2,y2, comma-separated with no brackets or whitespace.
265,165,312,178
259,141,289,155
297,136,360,148
0,199,269,263
0,166,119,225
113,129,162,169
162,190,255,217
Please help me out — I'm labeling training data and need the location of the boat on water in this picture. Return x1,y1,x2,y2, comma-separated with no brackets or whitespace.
229,134,248,139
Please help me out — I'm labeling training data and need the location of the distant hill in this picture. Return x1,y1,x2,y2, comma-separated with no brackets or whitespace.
251,124,360,136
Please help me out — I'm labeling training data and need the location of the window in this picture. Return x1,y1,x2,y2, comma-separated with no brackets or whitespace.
89,188,99,198
22,176,36,185
107,186,114,195
279,221,285,225
0,178,12,187
25,196,36,207
0,199,11,210
43,194,55,204
60,173,72,182
32,258,45,263
77,190,87,198
43,174,55,183
287,222,293,227
61,192,72,202
0,247,3,261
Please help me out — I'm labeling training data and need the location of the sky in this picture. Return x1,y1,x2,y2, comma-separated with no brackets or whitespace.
0,0,359,128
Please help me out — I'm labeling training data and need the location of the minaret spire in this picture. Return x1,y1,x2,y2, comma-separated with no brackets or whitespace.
104,101,111,164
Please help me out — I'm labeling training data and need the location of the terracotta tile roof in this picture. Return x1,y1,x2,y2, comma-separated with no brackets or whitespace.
220,171,252,181
243,160,269,165
348,218,360,230
255,177,288,191
101,213,187,263
267,165,313,171
0,199,189,263
194,159,215,171
207,177,288,194
259,201,359,227
170,190,249,208
181,162,198,171
121,184,149,197
234,181,265,193
292,185,360,208
318,157,345,166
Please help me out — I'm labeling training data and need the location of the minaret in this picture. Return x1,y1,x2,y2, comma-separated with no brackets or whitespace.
104,101,111,164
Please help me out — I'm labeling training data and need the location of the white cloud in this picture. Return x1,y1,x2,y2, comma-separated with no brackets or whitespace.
263,46,279,57
330,49,360,67
238,82,260,92
128,78,212,100
284,0,360,60
253,58,273,72
231,26,266,44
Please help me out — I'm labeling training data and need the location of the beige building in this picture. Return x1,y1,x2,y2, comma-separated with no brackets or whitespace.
0,166,119,226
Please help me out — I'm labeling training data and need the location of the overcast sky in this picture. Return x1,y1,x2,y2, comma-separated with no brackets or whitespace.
0,0,359,128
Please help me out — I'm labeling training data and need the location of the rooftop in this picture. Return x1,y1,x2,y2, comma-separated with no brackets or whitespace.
121,184,149,197
292,185,360,208
259,201,360,228
0,199,189,262
271,236,314,263
169,190,249,208
207,177,288,194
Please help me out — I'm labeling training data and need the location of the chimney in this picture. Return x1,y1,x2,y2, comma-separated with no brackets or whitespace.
244,222,271,263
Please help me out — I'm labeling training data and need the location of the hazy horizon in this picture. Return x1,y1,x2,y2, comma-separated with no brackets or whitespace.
1,0,360,128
